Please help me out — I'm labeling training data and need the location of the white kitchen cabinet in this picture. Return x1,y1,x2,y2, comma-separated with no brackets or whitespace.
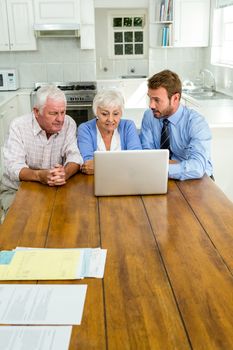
173,0,210,47
149,0,210,48
0,97,18,147
34,0,80,24
0,0,36,51
80,0,95,49
0,96,18,180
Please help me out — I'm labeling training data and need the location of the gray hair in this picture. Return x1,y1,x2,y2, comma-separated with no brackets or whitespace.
34,85,67,114
92,89,124,116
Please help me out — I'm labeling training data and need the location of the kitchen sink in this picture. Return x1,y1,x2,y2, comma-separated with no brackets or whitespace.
183,89,233,100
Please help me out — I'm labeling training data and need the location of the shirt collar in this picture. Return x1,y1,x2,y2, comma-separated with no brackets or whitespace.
32,112,42,136
166,104,184,125
32,112,61,137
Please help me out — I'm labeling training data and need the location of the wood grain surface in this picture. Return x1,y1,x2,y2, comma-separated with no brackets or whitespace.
0,174,233,349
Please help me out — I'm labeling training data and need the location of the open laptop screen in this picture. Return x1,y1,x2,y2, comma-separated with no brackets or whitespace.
94,149,169,196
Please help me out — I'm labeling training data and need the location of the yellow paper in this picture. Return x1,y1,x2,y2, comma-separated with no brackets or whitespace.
0,249,82,280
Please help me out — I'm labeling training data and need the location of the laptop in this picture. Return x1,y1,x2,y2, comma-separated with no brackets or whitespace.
94,149,169,196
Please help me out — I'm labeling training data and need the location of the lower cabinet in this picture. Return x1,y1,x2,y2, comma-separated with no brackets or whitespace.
0,96,18,180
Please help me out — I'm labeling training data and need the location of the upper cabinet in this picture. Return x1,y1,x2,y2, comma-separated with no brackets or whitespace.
80,0,95,49
33,0,95,50
149,0,210,48
173,0,210,47
34,0,80,24
0,0,37,51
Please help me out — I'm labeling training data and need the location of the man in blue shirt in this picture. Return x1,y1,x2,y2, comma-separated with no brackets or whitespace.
140,69,213,180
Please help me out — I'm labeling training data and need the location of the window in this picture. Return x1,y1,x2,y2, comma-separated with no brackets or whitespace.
111,14,146,57
211,4,233,67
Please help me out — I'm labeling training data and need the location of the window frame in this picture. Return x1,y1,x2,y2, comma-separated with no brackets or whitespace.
211,5,233,68
107,9,148,60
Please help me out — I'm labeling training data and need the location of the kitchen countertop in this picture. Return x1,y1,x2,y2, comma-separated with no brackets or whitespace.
1,88,233,129
182,92,233,128
0,89,31,107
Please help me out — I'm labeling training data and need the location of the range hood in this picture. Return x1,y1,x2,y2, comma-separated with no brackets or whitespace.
34,23,80,38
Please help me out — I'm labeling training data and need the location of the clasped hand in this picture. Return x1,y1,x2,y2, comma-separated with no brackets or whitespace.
81,160,94,175
47,164,66,186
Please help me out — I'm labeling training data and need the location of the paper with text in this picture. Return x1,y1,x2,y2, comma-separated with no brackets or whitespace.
0,284,87,325
0,249,83,280
0,326,72,350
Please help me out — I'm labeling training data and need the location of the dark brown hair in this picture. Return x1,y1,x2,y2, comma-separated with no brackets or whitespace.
148,69,182,100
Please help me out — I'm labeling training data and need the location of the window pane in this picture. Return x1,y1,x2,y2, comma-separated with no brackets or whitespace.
135,43,143,54
124,17,132,27
113,18,122,27
125,44,133,54
134,31,143,42
124,31,133,42
115,44,123,55
114,32,123,43
134,17,143,27
224,22,233,40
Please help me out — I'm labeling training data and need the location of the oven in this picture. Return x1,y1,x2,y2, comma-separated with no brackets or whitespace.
66,103,94,125
30,81,97,127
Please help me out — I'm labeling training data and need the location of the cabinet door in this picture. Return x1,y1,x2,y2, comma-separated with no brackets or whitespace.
0,97,18,145
80,0,95,49
0,97,18,180
7,0,37,51
0,0,10,50
173,0,210,47
34,0,80,24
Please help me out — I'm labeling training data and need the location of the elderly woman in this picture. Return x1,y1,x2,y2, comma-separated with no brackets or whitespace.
77,89,142,174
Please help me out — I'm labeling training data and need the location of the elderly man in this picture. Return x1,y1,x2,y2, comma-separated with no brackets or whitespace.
140,69,213,180
0,85,82,222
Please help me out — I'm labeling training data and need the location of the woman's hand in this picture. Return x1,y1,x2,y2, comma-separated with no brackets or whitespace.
81,160,94,175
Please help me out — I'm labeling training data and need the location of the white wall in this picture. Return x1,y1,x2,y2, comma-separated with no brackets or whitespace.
95,8,149,79
0,38,96,88
149,47,205,82
211,127,233,202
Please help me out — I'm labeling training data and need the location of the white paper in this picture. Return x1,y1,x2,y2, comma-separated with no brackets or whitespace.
82,248,107,278
0,326,72,350
0,284,87,325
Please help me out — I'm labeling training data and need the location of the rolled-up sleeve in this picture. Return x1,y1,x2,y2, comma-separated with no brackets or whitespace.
3,122,29,182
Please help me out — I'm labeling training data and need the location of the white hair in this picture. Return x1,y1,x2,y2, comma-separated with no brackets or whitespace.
34,85,67,114
92,89,124,116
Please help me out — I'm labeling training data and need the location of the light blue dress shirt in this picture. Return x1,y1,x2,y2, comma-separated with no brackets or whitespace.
140,104,213,180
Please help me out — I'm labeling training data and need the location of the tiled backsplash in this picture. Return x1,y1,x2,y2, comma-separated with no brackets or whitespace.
1,37,232,96
0,38,96,88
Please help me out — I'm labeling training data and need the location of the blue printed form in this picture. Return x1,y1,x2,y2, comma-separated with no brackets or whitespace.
0,251,15,265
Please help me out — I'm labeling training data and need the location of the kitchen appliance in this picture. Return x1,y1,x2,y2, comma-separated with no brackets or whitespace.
33,23,80,37
0,68,19,91
30,81,97,126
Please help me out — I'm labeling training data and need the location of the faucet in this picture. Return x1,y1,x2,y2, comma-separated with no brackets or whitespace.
200,69,216,92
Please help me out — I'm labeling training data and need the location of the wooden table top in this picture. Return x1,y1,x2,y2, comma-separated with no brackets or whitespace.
0,174,233,349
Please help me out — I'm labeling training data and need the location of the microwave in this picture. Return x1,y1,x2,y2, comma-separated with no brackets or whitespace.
0,68,19,91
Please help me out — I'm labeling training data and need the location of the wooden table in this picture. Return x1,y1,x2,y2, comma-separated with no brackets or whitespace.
1,174,233,349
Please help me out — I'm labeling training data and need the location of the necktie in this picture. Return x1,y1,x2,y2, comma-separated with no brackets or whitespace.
160,118,172,159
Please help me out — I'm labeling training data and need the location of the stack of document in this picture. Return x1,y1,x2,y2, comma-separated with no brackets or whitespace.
0,284,87,350
0,247,107,280
0,247,107,348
